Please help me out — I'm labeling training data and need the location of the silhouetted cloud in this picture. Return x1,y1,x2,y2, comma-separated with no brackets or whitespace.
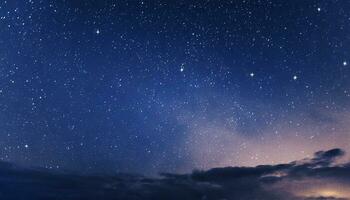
0,148,349,200
312,148,345,166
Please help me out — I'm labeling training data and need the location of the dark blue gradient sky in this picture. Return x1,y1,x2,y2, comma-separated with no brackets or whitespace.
0,0,350,175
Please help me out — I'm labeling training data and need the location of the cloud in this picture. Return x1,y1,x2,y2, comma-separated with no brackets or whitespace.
311,148,345,166
0,148,350,200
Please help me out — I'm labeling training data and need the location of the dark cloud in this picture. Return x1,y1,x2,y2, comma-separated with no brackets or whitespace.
312,148,345,166
0,148,349,200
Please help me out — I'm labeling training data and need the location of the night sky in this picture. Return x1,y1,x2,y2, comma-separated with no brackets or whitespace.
0,0,350,176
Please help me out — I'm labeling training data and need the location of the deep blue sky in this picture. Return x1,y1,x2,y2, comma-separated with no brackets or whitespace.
0,0,349,175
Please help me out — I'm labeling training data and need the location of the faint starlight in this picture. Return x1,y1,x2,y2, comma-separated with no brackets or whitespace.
343,61,348,66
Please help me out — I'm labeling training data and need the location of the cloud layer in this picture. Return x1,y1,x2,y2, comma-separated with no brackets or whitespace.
0,148,349,200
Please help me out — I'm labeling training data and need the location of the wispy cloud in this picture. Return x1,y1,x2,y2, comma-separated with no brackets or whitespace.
0,148,349,199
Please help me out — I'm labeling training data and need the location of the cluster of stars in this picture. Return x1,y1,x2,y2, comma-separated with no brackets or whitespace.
0,0,348,175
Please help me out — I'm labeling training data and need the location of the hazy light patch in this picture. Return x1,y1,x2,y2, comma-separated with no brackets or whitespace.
279,179,350,200
300,187,350,199
174,107,350,172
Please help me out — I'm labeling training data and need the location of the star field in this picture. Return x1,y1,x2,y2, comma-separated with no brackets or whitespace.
0,0,350,175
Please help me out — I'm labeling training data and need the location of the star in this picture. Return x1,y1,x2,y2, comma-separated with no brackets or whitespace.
96,29,100,34
250,72,255,77
293,75,298,80
24,144,29,148
180,63,185,72
343,61,347,66
317,7,321,12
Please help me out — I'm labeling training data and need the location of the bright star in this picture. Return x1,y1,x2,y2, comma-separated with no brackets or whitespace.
180,63,185,72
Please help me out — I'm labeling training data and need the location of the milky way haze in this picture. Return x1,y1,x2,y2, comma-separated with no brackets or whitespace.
0,0,349,176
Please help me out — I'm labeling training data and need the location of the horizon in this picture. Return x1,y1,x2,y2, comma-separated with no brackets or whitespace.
0,148,349,199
